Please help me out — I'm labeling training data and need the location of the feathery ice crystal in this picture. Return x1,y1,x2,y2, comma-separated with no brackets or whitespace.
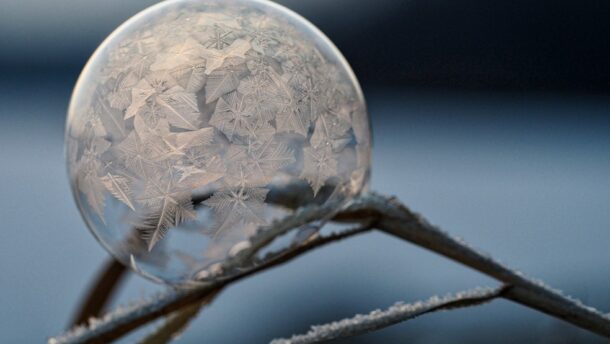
66,0,371,285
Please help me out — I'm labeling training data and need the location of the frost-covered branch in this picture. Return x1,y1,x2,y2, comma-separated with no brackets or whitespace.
136,289,221,344
49,224,372,344
209,197,347,278
71,259,128,327
271,286,507,344
352,193,610,338
51,192,610,343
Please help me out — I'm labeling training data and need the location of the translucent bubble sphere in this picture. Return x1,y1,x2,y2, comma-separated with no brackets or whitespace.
66,0,371,285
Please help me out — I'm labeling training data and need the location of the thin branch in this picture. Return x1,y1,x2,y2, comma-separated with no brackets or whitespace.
214,197,346,276
70,258,128,327
50,192,610,343
271,286,508,344
136,289,221,344
49,224,372,344
250,223,373,276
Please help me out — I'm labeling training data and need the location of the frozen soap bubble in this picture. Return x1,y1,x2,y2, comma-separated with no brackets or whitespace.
66,0,371,285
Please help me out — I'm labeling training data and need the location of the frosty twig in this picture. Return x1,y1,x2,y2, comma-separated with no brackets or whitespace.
50,192,610,343
271,286,507,344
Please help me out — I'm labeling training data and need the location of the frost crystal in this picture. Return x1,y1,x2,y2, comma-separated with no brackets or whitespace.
66,0,371,285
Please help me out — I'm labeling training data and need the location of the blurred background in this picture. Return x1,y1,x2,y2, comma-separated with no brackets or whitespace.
1,0,610,343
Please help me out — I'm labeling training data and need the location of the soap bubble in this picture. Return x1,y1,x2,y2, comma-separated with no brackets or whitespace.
66,0,371,285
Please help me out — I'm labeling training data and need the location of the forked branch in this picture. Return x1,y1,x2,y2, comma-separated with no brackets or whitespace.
50,192,610,344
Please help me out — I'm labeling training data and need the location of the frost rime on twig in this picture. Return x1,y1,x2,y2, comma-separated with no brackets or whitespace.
49,224,372,344
270,286,506,344
50,193,610,343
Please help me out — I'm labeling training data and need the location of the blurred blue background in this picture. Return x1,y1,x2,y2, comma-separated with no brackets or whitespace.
1,0,609,343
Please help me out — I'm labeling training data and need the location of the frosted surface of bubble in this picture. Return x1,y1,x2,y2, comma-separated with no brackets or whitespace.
66,0,371,285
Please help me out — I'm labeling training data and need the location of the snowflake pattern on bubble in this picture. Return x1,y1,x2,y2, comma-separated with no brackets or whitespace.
66,0,371,285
